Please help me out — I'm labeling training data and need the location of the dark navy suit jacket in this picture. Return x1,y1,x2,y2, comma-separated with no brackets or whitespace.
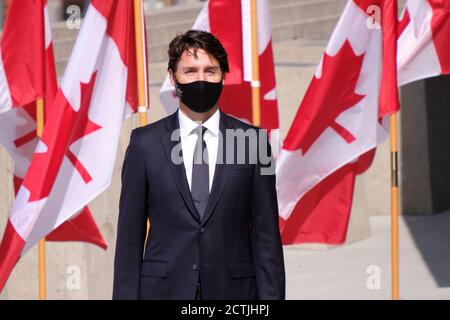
113,110,285,300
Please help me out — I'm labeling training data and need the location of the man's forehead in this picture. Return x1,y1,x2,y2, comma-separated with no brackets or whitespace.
179,48,219,66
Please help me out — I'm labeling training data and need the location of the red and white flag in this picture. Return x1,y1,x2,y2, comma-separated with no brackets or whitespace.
159,0,279,134
397,0,450,86
0,0,106,250
276,0,399,245
0,0,145,290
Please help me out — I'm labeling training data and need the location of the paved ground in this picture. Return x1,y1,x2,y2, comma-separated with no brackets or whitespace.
285,211,450,300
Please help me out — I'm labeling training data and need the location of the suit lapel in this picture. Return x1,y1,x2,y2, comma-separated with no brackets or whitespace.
161,111,201,223
160,110,235,226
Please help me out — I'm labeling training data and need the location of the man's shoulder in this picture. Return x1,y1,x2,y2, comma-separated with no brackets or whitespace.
131,111,176,139
221,112,259,131
221,112,269,144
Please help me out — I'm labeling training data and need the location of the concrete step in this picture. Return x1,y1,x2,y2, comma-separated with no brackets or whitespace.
52,0,347,76
145,3,204,28
270,0,346,25
272,15,342,42
51,3,204,42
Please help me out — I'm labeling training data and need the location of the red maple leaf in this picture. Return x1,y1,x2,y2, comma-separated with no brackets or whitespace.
66,72,102,183
24,72,102,201
283,41,366,154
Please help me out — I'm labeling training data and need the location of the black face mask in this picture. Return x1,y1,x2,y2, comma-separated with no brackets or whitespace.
176,80,223,113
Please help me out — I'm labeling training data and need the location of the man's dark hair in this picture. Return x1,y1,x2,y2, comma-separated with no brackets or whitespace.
167,30,229,75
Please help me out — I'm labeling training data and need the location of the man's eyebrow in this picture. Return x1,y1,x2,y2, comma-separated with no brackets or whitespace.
205,66,220,70
181,66,198,71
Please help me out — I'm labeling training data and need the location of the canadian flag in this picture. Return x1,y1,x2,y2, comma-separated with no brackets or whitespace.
0,0,145,290
276,0,399,245
0,1,106,248
0,0,106,250
159,0,279,134
397,0,450,86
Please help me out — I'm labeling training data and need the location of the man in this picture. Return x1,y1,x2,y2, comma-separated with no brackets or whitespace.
113,30,285,300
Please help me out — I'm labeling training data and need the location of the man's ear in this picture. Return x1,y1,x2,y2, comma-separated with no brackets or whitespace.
168,69,176,87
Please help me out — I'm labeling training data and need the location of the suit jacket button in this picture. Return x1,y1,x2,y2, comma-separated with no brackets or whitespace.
200,227,205,233
193,264,199,271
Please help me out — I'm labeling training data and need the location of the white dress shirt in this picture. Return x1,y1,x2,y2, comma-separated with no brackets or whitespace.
178,108,220,192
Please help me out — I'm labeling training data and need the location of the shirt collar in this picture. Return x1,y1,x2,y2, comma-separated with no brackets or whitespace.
178,108,220,138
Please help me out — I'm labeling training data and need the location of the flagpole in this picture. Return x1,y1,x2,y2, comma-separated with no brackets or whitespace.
133,0,150,241
250,0,261,127
390,113,399,300
134,0,148,127
36,97,46,300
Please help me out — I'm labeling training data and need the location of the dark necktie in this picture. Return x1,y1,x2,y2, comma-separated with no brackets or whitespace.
191,126,209,220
